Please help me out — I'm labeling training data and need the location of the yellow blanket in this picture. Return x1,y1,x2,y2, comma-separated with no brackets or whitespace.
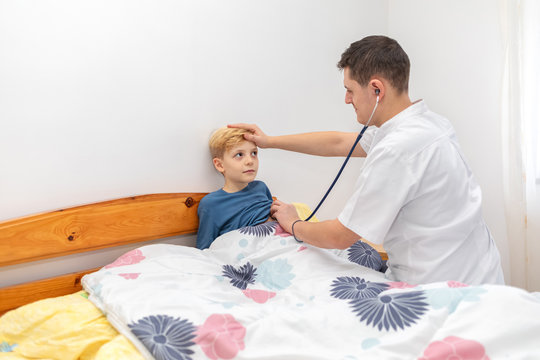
0,291,142,359
291,202,318,222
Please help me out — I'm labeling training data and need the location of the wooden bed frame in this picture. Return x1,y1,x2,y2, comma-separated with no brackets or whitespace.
0,193,387,315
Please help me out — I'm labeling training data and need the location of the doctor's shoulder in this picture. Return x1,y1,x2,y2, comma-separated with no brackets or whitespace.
387,118,453,156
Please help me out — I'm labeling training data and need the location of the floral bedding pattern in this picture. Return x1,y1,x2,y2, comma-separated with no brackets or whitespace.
82,222,540,360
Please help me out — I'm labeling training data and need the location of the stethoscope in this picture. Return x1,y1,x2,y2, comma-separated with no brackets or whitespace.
304,89,380,221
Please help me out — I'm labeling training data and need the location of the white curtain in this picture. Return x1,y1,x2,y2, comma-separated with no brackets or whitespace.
500,0,540,291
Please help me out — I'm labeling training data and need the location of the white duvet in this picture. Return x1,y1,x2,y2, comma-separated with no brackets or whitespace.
82,221,540,360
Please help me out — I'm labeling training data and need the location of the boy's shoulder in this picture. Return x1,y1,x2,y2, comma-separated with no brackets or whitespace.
250,180,270,190
199,188,226,206
249,180,264,187
200,181,270,205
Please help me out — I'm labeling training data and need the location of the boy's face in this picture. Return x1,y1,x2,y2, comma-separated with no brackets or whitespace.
213,140,259,192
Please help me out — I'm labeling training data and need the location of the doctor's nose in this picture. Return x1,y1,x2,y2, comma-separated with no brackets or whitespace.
345,93,352,104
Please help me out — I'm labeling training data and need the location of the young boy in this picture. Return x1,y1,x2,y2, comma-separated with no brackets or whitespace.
197,127,273,249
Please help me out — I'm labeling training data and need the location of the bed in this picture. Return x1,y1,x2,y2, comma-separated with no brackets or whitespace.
1,193,539,360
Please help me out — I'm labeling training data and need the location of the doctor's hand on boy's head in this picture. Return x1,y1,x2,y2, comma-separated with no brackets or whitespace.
270,199,300,234
228,123,270,149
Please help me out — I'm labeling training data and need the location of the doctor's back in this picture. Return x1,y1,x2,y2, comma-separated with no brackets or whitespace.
339,100,505,285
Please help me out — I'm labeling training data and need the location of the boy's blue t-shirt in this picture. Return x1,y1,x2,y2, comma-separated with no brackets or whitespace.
197,180,273,249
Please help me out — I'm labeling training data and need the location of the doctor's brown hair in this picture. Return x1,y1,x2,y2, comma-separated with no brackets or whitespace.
338,35,410,94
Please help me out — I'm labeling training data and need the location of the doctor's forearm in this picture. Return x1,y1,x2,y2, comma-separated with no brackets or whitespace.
292,219,359,249
268,132,366,157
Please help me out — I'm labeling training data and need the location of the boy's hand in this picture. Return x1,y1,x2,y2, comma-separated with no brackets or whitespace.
270,199,300,234
228,123,270,148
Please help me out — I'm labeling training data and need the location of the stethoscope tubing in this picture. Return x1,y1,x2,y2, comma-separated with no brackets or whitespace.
304,96,379,222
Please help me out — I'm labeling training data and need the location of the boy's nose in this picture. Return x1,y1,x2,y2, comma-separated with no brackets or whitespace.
245,156,254,165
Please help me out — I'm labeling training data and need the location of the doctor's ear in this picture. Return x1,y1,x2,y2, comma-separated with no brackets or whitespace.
369,79,384,98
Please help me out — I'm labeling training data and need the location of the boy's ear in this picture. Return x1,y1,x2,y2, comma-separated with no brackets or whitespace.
213,157,225,174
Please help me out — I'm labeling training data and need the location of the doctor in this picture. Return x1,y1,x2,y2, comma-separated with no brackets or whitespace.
230,35,504,285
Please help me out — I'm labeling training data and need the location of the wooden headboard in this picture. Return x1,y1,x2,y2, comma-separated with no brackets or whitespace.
0,193,387,315
0,193,206,315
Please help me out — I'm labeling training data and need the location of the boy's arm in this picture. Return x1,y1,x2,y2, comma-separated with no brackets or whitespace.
197,206,219,250
263,181,273,200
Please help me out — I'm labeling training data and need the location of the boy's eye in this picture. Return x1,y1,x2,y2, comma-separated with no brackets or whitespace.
251,151,258,156
234,152,243,158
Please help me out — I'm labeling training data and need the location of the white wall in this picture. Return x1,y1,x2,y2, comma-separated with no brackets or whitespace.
388,0,511,283
0,0,387,287
1,1,514,289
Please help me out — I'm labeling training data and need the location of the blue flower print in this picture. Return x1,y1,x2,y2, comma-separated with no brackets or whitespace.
257,258,295,290
350,291,429,331
0,341,18,353
128,315,196,360
238,222,277,237
330,277,389,300
222,262,257,290
347,241,383,271
426,286,487,314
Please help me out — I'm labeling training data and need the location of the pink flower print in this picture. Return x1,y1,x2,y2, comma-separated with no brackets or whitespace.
419,336,490,360
447,280,469,288
387,281,416,289
297,246,308,252
118,273,140,280
195,314,246,360
242,289,276,304
104,249,145,269
274,223,291,237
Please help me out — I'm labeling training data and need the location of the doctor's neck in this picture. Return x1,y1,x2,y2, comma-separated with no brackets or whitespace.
374,90,413,127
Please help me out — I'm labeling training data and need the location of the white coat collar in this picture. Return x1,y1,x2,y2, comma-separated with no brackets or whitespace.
371,99,426,147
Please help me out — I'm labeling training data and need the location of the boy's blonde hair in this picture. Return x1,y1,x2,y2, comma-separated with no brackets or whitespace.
209,127,251,159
